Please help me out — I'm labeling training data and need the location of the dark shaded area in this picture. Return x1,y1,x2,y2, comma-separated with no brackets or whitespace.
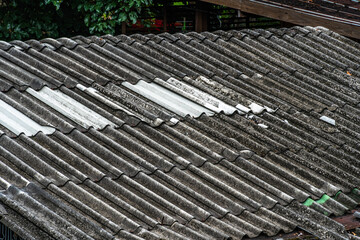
0,0,88,41
0,0,281,41
127,0,281,34
0,221,23,240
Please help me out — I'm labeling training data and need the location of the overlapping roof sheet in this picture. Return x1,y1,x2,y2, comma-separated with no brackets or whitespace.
0,26,360,239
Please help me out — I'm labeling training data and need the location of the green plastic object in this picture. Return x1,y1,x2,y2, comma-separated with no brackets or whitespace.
303,198,314,207
303,188,359,216
303,194,330,207
317,194,330,204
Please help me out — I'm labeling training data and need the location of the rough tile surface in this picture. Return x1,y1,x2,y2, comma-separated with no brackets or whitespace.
0,26,360,239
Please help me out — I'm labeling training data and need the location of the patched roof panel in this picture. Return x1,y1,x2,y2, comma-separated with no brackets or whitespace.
0,26,359,240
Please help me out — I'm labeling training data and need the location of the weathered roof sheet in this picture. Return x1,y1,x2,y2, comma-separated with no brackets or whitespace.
0,26,360,239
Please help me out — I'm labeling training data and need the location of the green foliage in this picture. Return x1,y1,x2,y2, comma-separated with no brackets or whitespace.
0,1,59,40
76,0,152,35
0,0,152,41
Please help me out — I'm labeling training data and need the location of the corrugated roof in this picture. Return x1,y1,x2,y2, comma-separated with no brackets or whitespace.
0,98,55,136
26,86,117,130
122,80,216,118
0,26,360,239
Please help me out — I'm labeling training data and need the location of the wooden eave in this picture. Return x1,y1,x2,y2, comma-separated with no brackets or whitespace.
200,0,360,39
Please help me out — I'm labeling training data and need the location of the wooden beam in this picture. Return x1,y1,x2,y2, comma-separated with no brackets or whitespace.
200,0,360,39
121,22,127,35
195,2,209,32
195,10,209,32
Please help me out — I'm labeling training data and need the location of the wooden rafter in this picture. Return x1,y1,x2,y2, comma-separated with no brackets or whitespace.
200,0,360,39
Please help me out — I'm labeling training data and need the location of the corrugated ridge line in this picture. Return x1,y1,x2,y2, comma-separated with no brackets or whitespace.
1,179,357,240
2,84,360,204
0,142,358,240
1,26,358,141
2,81,360,202
0,26,358,109
0,82,243,136
0,103,334,208
1,119,358,222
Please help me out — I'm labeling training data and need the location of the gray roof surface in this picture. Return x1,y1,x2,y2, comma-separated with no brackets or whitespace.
0,26,360,239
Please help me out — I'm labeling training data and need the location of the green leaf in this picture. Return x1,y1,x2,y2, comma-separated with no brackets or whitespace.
77,4,83,11
84,15,90,26
0,0,151,41
128,11,137,24
105,2,117,11
84,3,90,11
118,12,127,22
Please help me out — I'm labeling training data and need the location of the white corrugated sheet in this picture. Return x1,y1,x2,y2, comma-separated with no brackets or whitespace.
160,77,237,114
26,87,116,130
0,99,55,136
320,116,336,126
122,80,215,117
